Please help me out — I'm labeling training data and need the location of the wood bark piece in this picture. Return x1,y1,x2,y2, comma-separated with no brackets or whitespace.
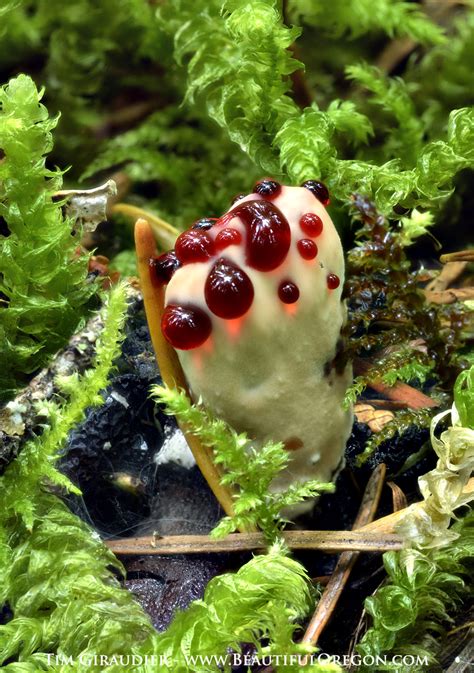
0,288,142,471
301,463,387,647
445,638,474,673
440,250,474,264
424,287,474,305
134,218,240,525
105,529,403,556
425,262,468,293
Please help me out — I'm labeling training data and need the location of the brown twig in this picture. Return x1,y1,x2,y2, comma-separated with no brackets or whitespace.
424,287,474,305
425,261,468,292
134,218,239,524
301,464,387,648
445,637,474,673
440,250,474,264
105,528,402,556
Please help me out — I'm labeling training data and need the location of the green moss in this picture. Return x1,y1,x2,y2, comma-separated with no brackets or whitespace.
0,75,98,401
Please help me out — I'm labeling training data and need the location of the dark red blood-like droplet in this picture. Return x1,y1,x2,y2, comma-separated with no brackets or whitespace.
150,252,181,286
297,239,318,260
192,217,217,230
232,193,247,204
229,200,291,271
299,212,323,237
278,280,300,304
161,304,212,350
327,273,340,290
302,180,330,206
205,257,254,319
253,179,282,199
175,230,215,264
215,228,242,251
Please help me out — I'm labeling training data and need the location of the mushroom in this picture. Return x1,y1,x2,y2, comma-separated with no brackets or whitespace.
152,180,353,515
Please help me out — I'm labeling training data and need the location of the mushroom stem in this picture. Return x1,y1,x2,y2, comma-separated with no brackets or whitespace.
134,218,241,525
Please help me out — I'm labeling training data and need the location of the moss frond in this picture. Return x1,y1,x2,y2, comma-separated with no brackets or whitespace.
0,74,97,401
151,385,334,542
0,281,128,529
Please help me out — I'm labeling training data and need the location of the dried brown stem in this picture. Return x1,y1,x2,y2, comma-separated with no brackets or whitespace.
301,464,387,648
440,250,474,264
387,481,408,512
134,218,239,524
105,529,402,556
424,287,474,305
425,261,468,292
118,204,179,250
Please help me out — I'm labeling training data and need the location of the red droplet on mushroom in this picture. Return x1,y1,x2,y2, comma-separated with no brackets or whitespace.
229,200,291,271
253,179,282,199
301,180,330,206
299,212,323,237
205,257,254,319
150,252,181,286
161,304,212,350
175,230,215,264
297,239,318,260
283,436,304,451
278,280,300,304
231,193,247,205
215,228,242,251
327,273,340,289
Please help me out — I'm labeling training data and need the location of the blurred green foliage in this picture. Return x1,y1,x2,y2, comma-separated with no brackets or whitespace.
1,0,473,229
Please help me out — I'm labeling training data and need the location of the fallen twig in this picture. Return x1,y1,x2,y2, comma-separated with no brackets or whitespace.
424,287,474,305
425,261,468,293
440,250,474,264
301,464,387,648
105,529,402,556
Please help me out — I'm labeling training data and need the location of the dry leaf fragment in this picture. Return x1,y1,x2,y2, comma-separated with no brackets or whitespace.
354,403,395,432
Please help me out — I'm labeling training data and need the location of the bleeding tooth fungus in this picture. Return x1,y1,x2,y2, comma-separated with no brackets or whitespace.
153,182,352,514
